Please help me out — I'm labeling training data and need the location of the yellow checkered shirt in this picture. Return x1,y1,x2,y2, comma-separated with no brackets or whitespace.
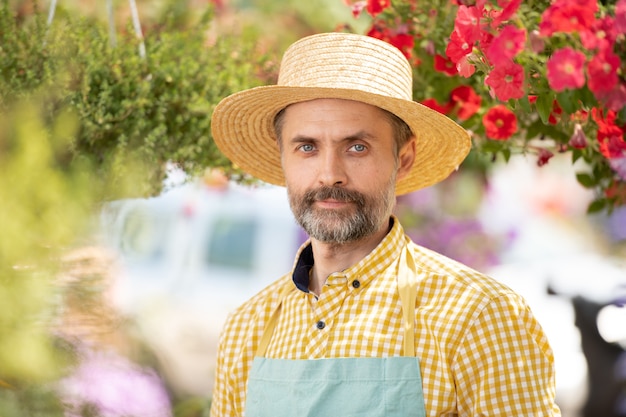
210,217,560,416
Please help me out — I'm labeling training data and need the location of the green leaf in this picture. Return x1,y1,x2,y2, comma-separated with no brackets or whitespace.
576,172,596,188
556,90,576,114
572,148,583,163
587,198,607,214
501,148,512,162
479,140,504,153
536,93,554,124
518,96,531,113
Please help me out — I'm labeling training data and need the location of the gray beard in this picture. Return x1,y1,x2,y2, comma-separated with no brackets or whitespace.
288,181,396,244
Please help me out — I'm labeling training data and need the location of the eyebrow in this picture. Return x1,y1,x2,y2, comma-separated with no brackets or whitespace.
289,130,377,144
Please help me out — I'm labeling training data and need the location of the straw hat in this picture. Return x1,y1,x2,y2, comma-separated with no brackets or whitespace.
211,32,471,195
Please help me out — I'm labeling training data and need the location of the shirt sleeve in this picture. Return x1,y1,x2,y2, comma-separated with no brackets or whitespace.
210,321,235,417
452,292,561,416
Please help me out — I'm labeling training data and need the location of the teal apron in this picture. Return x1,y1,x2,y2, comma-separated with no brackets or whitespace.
245,246,427,417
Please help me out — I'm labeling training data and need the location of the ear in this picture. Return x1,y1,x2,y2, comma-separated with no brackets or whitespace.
396,137,416,180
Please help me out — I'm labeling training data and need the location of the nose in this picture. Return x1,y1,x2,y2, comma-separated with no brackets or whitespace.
318,150,347,187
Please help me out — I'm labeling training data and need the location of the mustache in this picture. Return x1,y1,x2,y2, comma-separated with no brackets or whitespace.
303,186,366,207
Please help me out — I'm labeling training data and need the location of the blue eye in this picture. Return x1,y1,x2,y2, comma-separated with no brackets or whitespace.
300,144,315,152
351,144,366,152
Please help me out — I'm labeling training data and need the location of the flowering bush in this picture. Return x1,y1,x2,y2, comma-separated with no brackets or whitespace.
344,0,626,213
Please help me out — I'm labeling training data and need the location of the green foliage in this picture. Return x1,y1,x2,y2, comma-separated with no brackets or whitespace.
0,0,271,198
0,99,99,414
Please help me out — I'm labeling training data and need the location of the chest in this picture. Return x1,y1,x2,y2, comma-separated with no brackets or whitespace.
265,273,405,359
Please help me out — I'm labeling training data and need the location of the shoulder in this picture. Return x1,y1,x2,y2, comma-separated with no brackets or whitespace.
407,239,519,301
405,240,530,332
221,274,291,336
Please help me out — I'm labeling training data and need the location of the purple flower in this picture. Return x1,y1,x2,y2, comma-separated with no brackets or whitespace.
58,348,172,417
609,156,626,181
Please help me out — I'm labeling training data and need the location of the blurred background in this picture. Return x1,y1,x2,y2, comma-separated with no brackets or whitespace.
1,0,625,416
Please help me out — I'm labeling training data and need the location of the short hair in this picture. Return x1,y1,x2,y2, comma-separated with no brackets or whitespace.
273,104,413,155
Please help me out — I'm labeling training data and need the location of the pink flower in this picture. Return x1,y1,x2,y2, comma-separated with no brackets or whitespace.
609,156,626,181
484,61,525,101
457,55,476,77
454,5,483,45
489,0,523,27
486,25,526,67
546,47,586,92
482,105,517,139
580,16,617,51
587,49,620,95
348,1,367,18
616,0,626,33
594,82,626,112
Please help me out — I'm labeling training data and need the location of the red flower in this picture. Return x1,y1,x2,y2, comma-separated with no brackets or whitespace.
548,100,563,125
367,25,414,60
546,47,586,92
421,98,453,115
434,54,458,76
484,61,525,101
367,0,391,17
486,25,526,67
600,136,626,159
539,0,597,36
587,49,620,95
389,33,415,60
482,105,517,140
445,29,473,64
450,85,481,120
592,108,626,158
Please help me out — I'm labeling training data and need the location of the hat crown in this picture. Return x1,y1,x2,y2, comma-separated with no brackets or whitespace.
277,33,413,101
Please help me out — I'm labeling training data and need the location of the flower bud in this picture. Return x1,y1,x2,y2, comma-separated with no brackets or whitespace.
537,148,554,166
529,30,545,54
569,123,588,149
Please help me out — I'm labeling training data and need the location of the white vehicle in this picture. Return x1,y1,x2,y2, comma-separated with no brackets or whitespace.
100,180,303,397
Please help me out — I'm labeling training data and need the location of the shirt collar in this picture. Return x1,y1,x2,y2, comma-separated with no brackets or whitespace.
291,215,407,293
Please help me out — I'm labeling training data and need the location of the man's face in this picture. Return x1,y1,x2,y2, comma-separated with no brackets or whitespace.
278,98,411,244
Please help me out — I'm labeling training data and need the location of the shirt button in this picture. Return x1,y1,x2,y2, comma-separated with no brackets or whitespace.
316,320,325,330
352,280,361,288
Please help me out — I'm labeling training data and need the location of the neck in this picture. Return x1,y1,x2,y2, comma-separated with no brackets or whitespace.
308,220,390,296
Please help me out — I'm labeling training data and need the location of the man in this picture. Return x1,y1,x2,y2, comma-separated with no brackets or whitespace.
209,32,561,416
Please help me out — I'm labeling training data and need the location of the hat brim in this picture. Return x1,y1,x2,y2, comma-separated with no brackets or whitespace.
211,85,471,195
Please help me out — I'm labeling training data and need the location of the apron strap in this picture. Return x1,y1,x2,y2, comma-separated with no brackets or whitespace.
397,242,418,356
256,282,296,357
256,242,418,357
